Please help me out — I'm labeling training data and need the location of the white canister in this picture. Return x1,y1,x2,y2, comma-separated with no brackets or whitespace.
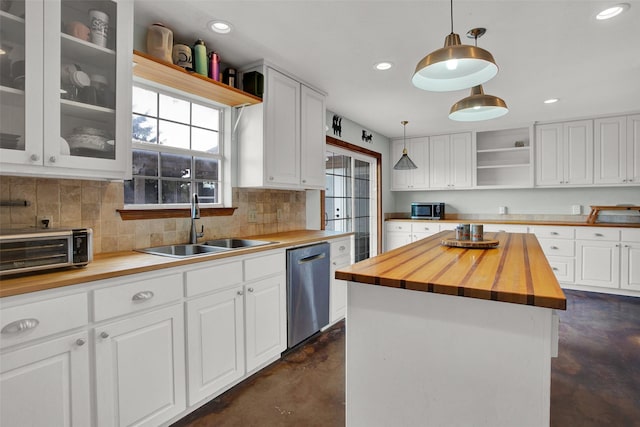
172,44,192,69
146,23,173,63
89,9,109,47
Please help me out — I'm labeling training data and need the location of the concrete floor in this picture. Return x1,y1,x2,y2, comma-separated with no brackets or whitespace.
172,290,640,427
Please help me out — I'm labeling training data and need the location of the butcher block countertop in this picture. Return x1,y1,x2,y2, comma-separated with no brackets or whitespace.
0,230,352,298
336,230,566,310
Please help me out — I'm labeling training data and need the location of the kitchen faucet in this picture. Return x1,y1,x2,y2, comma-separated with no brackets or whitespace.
190,193,204,244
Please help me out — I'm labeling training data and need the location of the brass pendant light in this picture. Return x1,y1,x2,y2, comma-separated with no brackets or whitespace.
393,121,418,170
449,28,508,122
412,0,498,92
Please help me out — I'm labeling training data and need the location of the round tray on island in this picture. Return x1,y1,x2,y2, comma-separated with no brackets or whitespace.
440,238,499,249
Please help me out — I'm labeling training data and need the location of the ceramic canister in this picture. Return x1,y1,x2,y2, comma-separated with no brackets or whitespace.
89,9,109,47
172,44,192,69
146,23,173,63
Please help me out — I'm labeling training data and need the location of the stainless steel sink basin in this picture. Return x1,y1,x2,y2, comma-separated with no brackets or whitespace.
202,238,275,249
138,244,230,258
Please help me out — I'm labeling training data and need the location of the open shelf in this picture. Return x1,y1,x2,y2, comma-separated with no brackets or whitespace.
61,99,115,122
61,33,116,70
476,126,533,188
132,50,262,108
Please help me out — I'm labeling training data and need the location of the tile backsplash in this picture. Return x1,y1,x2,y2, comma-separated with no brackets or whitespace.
0,176,306,254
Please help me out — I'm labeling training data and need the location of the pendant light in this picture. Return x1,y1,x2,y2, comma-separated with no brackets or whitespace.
412,0,498,92
393,121,417,170
449,28,508,122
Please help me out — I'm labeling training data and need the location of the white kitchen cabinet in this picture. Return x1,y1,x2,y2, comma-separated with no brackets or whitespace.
621,229,640,291
483,224,530,233
594,114,640,185
385,221,412,251
0,0,133,180
95,303,186,427
475,127,534,188
628,114,640,185
535,120,593,186
411,221,442,241
390,137,429,190
532,225,576,284
429,132,473,189
329,237,353,323
575,228,621,289
238,65,325,190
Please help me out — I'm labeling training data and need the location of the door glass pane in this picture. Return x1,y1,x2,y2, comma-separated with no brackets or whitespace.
325,151,352,233
354,159,371,261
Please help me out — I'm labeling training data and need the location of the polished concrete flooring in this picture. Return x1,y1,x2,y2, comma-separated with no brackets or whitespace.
173,290,640,427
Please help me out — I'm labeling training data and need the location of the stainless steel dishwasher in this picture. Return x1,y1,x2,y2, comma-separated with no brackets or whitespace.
286,242,330,348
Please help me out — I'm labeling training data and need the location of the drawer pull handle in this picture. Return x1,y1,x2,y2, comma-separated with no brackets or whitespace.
552,267,559,271
100,332,109,339
132,291,154,302
594,233,604,237
339,246,346,251
76,338,86,346
550,232,559,235
550,246,559,250
1,318,39,334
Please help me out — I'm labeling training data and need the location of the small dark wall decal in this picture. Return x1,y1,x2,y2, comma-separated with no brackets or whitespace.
332,115,342,137
362,130,373,143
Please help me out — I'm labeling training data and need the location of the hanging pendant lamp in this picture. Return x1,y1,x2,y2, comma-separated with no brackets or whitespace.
393,121,418,170
412,0,498,92
449,29,508,122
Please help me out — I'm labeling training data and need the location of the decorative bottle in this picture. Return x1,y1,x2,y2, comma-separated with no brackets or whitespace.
193,39,207,76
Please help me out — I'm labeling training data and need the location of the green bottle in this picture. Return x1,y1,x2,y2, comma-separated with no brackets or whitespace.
193,39,207,76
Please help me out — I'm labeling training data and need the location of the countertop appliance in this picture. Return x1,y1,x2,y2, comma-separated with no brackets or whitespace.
286,242,330,349
0,228,92,276
411,202,445,220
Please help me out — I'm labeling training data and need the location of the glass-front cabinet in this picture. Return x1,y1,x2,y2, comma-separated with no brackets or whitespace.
0,0,132,179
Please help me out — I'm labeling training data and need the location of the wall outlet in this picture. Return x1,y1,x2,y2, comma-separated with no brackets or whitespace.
248,209,257,223
37,215,52,228
498,206,507,215
572,205,582,215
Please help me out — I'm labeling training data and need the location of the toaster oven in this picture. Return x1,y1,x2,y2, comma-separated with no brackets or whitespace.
0,228,93,276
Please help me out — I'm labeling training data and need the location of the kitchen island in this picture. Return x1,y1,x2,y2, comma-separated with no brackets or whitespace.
336,230,566,427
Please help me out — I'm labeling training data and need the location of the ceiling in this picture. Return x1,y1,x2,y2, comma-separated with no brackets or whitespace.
133,1,640,140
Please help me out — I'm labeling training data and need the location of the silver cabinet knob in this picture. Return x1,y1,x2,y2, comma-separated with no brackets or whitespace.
269,176,274,181
100,332,109,339
49,156,56,163
302,179,306,183
237,290,244,296
76,338,86,346
339,246,346,251
248,287,254,293
30,153,40,162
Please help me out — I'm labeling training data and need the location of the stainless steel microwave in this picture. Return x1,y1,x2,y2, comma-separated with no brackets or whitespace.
0,228,93,276
411,202,445,220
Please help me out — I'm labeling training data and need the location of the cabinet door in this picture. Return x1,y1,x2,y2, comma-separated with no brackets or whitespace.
95,304,186,427
1,331,91,427
330,255,350,322
449,132,473,188
626,114,640,184
245,274,287,372
385,232,412,251
594,116,626,184
535,123,564,186
186,286,245,405
300,85,326,189
564,120,593,185
409,137,429,189
575,240,620,288
429,134,450,189
621,243,640,291
265,68,300,186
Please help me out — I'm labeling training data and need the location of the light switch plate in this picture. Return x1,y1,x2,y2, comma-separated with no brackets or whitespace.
572,205,582,215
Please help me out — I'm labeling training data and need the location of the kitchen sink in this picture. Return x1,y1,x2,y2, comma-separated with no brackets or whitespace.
137,244,231,258
202,238,275,249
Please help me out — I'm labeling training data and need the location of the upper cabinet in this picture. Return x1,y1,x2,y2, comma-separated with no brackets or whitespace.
535,120,593,187
237,65,326,190
475,127,533,188
429,132,473,190
390,137,429,191
594,115,640,185
0,0,133,180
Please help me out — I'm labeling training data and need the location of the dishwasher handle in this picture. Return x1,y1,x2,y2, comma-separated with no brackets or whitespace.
298,252,326,264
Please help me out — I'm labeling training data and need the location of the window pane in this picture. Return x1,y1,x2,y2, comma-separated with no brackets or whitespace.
192,104,219,130
194,157,218,180
161,180,191,203
132,86,157,116
132,115,158,143
132,150,159,176
192,128,219,154
158,120,190,149
124,178,158,204
196,181,218,204
160,153,191,178
159,94,190,123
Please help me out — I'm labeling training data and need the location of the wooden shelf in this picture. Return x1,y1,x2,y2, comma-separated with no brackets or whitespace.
132,50,262,107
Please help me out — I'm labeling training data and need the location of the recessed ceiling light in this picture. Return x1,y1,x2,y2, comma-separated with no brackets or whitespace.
544,98,559,104
209,20,232,34
373,61,393,71
596,3,630,20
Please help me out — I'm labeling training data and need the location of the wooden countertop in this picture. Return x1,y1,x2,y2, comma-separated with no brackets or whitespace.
336,230,566,310
386,218,640,228
0,230,352,298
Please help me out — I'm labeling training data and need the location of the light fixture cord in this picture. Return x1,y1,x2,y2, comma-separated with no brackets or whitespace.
450,0,454,34
403,123,407,149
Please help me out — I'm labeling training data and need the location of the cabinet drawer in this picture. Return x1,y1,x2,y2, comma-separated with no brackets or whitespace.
93,273,183,322
330,238,352,260
531,226,574,239
1,293,88,348
622,229,640,242
185,260,243,297
575,227,620,241
386,221,410,232
331,253,352,270
411,222,439,234
546,256,575,283
244,251,285,282
537,239,575,257
483,224,529,233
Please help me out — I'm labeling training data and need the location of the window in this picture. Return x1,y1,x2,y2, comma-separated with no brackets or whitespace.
125,84,224,206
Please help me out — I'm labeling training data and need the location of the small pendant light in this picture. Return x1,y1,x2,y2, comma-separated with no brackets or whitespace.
412,0,498,92
393,121,418,170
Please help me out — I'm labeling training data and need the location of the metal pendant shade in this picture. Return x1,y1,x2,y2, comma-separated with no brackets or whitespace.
394,121,418,170
412,0,498,92
449,85,508,121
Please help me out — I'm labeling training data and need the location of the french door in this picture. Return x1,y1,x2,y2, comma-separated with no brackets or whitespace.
325,146,378,261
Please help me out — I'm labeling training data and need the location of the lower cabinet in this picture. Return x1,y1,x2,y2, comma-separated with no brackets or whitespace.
330,237,353,323
621,229,640,291
94,304,186,427
575,228,621,289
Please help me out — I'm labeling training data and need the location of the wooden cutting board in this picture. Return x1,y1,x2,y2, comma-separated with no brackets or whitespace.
441,238,499,249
